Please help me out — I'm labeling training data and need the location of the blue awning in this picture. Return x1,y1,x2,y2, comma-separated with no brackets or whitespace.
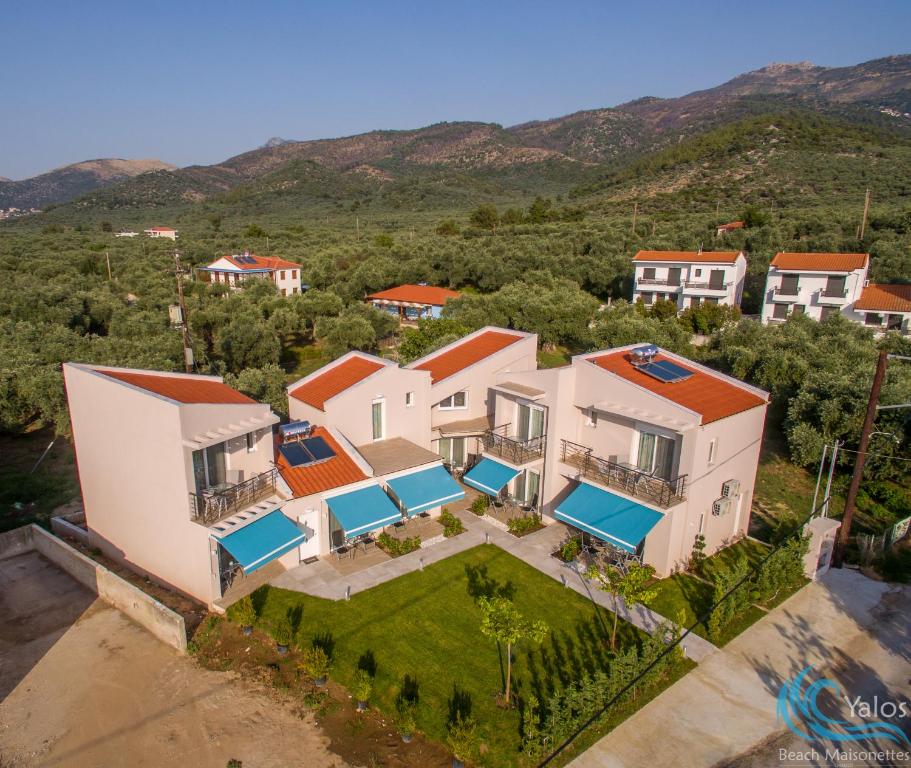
386,465,465,516
463,458,520,496
326,483,402,537
554,482,663,553
218,511,305,573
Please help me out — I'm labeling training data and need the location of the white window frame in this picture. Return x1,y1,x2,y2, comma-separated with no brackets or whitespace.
438,390,468,411
371,398,385,441
246,431,257,453
438,436,467,467
405,391,415,408
707,438,717,466
631,423,677,479
516,401,545,441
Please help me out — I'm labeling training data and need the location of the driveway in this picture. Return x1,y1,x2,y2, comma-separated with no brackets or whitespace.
0,551,346,768
569,568,911,768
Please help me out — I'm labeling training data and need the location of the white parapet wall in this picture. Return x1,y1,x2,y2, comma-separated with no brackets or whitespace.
0,524,188,653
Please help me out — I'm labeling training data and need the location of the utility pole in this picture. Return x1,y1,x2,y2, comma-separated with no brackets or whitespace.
105,251,112,281
833,351,888,567
821,440,842,518
173,251,194,373
859,188,871,240
631,202,638,235
356,216,360,239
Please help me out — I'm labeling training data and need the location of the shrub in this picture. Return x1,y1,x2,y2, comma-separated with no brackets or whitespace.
377,532,421,557
876,546,911,583
470,496,488,516
270,616,293,647
440,509,465,537
688,534,706,574
507,513,543,537
560,538,581,562
395,698,417,737
299,646,331,681
232,595,256,628
352,668,373,704
447,713,477,762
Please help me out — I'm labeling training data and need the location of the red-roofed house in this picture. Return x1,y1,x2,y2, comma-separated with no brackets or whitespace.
631,250,747,311
853,283,911,335
715,221,745,237
144,226,178,240
367,283,461,322
198,251,303,296
63,363,287,607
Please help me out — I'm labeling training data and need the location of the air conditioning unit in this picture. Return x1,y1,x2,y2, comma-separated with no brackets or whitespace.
712,497,733,516
721,479,740,498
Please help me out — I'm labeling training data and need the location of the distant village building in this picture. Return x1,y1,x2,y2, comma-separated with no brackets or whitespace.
144,226,178,240
366,284,461,322
715,221,744,237
761,252,909,335
631,250,747,311
115,231,139,238
197,251,303,296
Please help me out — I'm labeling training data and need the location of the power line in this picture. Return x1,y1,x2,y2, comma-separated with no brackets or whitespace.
838,447,911,463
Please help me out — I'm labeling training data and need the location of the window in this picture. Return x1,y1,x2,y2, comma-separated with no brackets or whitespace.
792,304,805,316
694,268,702,277
707,438,717,465
246,431,257,453
371,399,384,440
698,512,706,534
517,403,544,441
772,303,789,320
641,292,653,305
865,313,883,326
439,437,466,467
819,306,837,321
192,442,227,493
280,270,286,280
643,267,656,280
405,391,414,408
292,287,299,294
779,274,799,296
281,288,287,296
514,469,540,505
636,431,675,480
291,270,297,279
690,297,701,308
439,390,468,410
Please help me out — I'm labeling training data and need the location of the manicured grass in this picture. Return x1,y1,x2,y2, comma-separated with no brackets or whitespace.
251,545,643,766
537,345,571,369
280,336,332,381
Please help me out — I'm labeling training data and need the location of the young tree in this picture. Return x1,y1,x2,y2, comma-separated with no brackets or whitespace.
586,562,659,649
470,204,500,231
477,596,548,705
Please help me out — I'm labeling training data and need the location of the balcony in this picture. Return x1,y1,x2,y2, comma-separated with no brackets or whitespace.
683,280,731,293
189,468,278,525
816,287,849,305
636,277,681,289
560,440,687,508
482,425,545,466
771,287,800,302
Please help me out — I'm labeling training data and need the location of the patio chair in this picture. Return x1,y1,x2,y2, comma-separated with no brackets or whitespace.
521,493,539,514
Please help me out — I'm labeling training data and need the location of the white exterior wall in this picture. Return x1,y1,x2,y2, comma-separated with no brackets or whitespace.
761,265,867,324
272,266,302,296
64,364,279,606
632,254,746,311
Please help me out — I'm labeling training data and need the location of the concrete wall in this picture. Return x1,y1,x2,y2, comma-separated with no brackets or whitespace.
0,524,188,653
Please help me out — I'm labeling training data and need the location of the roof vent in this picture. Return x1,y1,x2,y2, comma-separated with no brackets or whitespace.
630,345,659,367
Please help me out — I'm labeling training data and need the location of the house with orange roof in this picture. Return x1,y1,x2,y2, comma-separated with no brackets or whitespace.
851,283,911,335
144,226,178,240
631,249,747,312
198,250,303,296
715,221,745,237
366,283,461,322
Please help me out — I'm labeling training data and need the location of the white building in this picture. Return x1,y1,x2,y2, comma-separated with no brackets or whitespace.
144,226,178,240
850,283,911,335
632,250,747,311
197,251,303,296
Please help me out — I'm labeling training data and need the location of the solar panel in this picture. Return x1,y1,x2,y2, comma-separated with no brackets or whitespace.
279,443,310,467
301,436,335,462
638,359,693,383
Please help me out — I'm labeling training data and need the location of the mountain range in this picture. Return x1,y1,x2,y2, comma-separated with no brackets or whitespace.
4,54,910,214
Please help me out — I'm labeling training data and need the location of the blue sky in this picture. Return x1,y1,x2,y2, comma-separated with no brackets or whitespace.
2,0,909,179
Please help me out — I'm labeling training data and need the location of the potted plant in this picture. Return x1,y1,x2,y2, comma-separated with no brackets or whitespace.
395,699,417,743
233,595,256,636
447,713,477,768
300,645,331,686
352,669,373,712
271,616,293,655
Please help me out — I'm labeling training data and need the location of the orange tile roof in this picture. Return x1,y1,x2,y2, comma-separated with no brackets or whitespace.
855,283,911,313
587,351,767,424
289,356,386,410
276,427,367,497
146,226,176,231
717,221,744,231
633,250,741,264
95,369,256,404
367,284,461,306
413,330,525,384
223,253,300,271
771,252,869,272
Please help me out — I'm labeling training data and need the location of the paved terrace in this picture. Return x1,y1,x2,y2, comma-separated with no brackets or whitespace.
270,508,717,662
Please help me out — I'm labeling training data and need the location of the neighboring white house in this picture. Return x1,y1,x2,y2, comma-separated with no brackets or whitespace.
632,250,747,311
144,226,178,240
760,252,869,324
197,251,303,296
115,231,139,238
849,283,911,336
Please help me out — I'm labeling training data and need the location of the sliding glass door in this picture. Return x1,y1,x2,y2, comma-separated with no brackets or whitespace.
636,431,675,480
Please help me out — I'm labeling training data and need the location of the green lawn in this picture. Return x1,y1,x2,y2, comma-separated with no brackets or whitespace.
647,538,786,646
537,345,571,369
280,336,333,381
248,544,645,766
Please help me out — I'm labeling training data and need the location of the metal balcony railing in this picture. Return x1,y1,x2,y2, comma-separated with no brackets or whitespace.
684,280,731,291
189,468,278,525
482,425,546,465
637,278,681,288
560,439,687,508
